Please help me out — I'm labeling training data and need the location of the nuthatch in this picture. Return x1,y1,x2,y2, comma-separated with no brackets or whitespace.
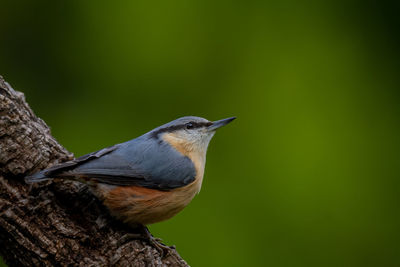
26,116,235,254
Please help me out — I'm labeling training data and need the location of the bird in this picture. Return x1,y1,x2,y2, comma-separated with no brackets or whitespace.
25,116,235,255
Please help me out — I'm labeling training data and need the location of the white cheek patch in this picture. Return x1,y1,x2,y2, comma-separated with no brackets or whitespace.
165,129,215,156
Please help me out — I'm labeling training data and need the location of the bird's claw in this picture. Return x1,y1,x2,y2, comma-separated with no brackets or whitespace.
116,226,176,258
140,226,176,258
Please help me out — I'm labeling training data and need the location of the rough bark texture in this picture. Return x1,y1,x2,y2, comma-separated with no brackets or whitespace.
0,76,189,266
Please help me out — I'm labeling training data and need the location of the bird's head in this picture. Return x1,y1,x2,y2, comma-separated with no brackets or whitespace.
150,116,235,155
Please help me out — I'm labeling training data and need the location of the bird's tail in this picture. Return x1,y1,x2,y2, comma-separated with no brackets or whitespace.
24,170,52,184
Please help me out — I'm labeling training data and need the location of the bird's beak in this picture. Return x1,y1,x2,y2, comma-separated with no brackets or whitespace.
207,117,236,131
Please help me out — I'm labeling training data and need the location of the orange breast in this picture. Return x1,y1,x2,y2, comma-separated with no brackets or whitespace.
103,181,200,226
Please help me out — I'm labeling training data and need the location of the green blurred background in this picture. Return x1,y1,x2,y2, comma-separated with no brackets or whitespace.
1,1,400,266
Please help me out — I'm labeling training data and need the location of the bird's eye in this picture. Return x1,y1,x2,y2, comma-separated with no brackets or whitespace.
186,122,194,129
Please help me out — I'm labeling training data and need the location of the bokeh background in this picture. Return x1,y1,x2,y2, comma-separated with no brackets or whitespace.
1,1,400,266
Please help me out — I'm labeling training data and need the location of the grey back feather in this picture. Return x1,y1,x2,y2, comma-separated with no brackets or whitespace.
26,133,197,190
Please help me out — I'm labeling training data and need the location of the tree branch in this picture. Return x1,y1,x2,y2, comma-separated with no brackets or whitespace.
0,75,189,266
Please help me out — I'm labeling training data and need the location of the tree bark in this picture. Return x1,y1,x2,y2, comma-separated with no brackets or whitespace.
0,75,189,266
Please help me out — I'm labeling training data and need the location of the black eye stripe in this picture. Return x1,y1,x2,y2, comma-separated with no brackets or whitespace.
151,121,213,138
186,121,213,129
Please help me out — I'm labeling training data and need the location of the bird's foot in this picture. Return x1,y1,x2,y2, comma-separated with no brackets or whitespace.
116,226,176,258
140,226,176,258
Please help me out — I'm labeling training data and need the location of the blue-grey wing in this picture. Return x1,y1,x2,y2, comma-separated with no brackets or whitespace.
29,137,196,190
